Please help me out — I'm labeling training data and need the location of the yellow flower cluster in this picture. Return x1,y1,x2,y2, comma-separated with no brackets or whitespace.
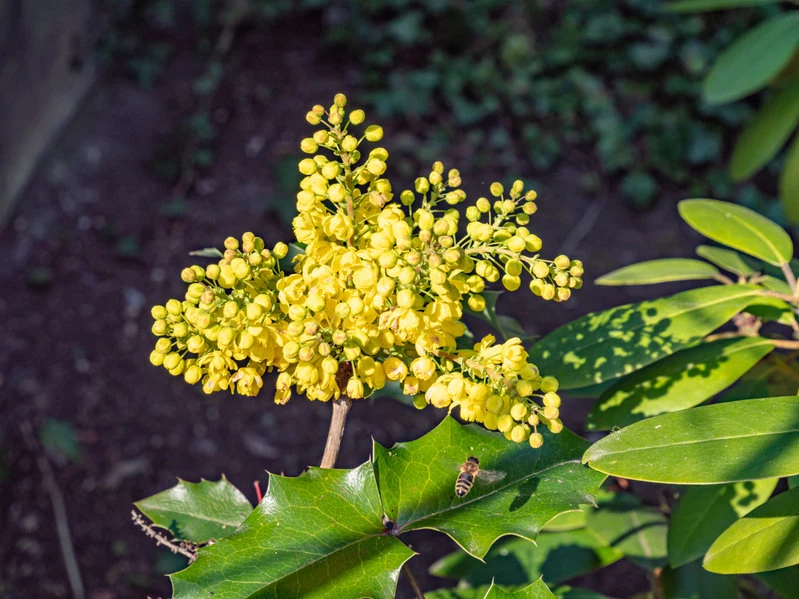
149,93,582,447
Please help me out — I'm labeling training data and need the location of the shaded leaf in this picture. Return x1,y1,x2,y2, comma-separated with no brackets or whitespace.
170,464,413,598
543,507,589,532
553,587,614,599
730,78,799,181
586,337,774,430
695,245,755,277
135,477,252,544
529,284,763,389
427,580,558,599
781,134,799,224
584,493,667,569
702,14,799,104
429,530,622,587
679,199,793,266
661,561,737,599
667,479,778,567
374,417,606,558
595,259,719,286
583,397,799,484
756,565,799,598
705,486,799,573
665,0,781,11
40,419,82,463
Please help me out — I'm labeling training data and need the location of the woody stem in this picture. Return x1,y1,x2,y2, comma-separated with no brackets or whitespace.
319,396,353,468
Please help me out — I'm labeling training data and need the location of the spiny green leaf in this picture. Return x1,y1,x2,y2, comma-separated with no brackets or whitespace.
586,337,774,431
705,486,799,573
730,78,799,181
374,417,606,558
170,463,414,598
780,134,799,224
585,494,667,569
679,199,793,266
665,0,781,12
595,259,719,286
702,14,799,104
529,284,763,389
661,561,737,599
667,479,778,568
429,530,622,587
583,397,799,484
135,477,252,544
695,245,755,277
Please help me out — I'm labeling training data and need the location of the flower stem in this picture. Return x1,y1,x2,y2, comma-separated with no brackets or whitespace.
320,396,353,468
402,564,424,599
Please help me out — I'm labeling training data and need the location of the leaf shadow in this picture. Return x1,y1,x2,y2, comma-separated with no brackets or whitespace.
509,477,539,512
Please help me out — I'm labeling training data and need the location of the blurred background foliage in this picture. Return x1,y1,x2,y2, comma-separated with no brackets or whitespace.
97,0,796,221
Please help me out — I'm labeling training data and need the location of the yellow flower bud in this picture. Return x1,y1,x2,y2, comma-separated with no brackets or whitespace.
349,109,365,124
540,377,559,393
502,275,521,291
490,182,504,197
529,432,544,448
510,402,528,421
511,424,530,443
497,414,514,433
365,125,383,141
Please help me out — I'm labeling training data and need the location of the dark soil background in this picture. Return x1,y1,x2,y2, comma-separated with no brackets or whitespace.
0,10,718,599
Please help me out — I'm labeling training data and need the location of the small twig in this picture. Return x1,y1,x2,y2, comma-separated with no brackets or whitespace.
703,331,744,343
767,338,799,351
402,564,425,599
21,422,86,599
131,510,199,562
781,262,798,297
320,397,353,468
713,273,735,286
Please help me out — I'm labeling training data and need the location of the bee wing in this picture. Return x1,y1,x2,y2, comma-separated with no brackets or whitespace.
478,469,507,484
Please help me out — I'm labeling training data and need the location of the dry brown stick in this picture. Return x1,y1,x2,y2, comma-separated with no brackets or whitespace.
319,397,353,468
21,422,86,599
131,510,199,561
402,563,425,599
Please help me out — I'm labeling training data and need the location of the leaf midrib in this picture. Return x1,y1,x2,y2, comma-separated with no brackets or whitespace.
710,203,786,265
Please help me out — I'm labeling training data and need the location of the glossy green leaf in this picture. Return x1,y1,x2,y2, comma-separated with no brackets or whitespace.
586,337,774,430
705,486,799,573
429,530,622,587
529,284,763,389
543,507,588,532
667,479,778,567
756,565,799,598
665,0,781,11
595,259,720,286
703,14,799,104
679,199,793,266
789,475,799,489
585,494,667,569
695,245,755,277
781,135,799,224
583,397,799,484
170,463,414,598
374,417,606,558
731,78,799,181
135,477,253,544
428,580,557,599
661,561,737,599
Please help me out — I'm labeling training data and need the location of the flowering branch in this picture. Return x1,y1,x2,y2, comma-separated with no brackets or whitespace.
320,397,353,468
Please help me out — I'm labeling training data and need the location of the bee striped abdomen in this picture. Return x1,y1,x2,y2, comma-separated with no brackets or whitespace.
455,472,475,497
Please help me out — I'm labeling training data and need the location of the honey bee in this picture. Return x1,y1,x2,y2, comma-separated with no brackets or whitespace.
455,457,506,497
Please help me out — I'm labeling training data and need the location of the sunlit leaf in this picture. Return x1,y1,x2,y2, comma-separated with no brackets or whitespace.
665,0,781,11
585,493,667,569
730,78,799,181
705,486,799,573
679,199,793,266
135,478,253,544
586,337,774,430
595,259,720,286
529,284,763,389
661,561,737,599
429,530,622,587
702,14,799,104
170,463,413,598
667,479,778,567
695,245,755,277
374,417,606,558
583,397,799,484
780,135,799,224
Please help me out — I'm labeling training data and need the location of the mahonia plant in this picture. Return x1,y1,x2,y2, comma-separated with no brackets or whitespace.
148,93,584,448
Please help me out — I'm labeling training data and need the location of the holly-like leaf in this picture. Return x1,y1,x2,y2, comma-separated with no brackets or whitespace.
374,417,606,558
667,479,778,568
583,397,799,484
134,477,253,543
429,530,622,587
705,486,799,573
170,463,414,598
730,78,799,181
679,199,793,266
586,337,774,430
585,493,667,570
695,245,755,277
529,284,763,389
661,561,737,599
781,134,799,224
702,13,799,104
595,259,719,286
